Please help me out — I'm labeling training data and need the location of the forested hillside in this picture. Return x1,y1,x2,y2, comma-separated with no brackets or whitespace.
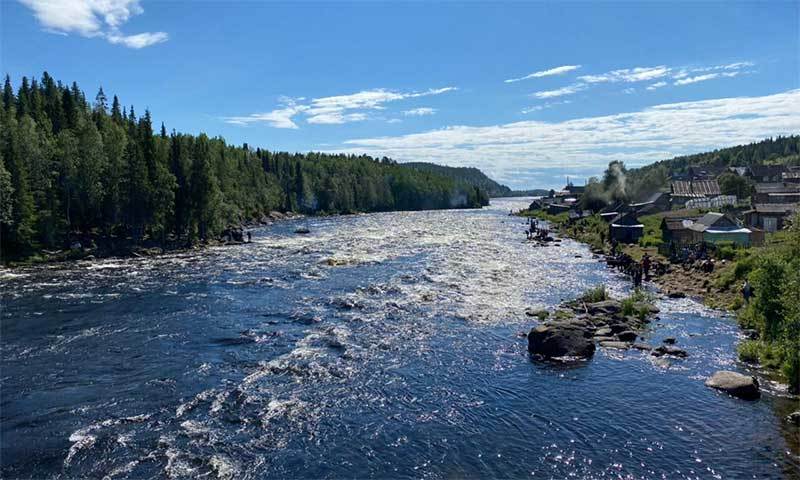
404,162,512,197
576,136,800,208
623,135,800,201
0,73,489,259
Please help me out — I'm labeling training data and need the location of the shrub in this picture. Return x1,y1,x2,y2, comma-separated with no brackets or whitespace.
781,347,800,394
580,285,608,303
737,340,761,363
638,234,663,248
621,290,653,320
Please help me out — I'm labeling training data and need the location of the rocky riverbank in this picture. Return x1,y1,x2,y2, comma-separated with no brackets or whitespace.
525,289,767,400
526,291,681,360
3,211,305,267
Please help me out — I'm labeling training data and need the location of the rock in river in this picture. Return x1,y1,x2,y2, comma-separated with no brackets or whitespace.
586,300,622,316
528,322,595,360
617,330,638,342
652,345,688,358
599,341,630,350
705,371,760,400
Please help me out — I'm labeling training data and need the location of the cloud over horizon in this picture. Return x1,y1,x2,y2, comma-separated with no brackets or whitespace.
505,65,581,83
336,90,800,188
19,0,168,48
224,87,456,128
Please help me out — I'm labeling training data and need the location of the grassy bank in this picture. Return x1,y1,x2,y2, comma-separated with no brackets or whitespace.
521,207,800,392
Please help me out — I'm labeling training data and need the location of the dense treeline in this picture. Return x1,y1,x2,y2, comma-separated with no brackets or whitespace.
736,216,800,392
577,136,800,209
0,73,487,259
404,162,511,197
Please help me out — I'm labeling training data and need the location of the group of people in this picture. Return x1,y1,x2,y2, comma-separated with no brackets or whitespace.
525,218,551,241
607,243,664,288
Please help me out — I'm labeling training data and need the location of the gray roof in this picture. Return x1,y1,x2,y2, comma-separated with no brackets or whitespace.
747,203,800,214
671,180,721,197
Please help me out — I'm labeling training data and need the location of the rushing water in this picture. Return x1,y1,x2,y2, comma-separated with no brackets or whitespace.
1,198,798,479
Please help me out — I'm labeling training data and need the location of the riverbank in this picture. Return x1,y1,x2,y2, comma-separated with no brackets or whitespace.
4,197,798,478
519,207,800,393
2,211,328,267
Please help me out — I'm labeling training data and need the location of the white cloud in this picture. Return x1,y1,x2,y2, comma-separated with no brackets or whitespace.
531,83,585,99
107,31,168,49
404,107,436,116
222,99,308,129
19,0,167,48
674,73,720,85
336,90,800,188
674,70,743,86
505,65,581,83
521,100,571,114
226,87,456,128
307,112,368,125
579,66,671,84
646,81,668,91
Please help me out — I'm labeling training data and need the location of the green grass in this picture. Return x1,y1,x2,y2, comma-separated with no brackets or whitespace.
579,284,609,303
738,339,761,363
621,289,654,320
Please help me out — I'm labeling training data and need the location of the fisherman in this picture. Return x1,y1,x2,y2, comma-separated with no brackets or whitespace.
742,280,754,304
642,253,651,278
247,231,252,243
633,264,643,288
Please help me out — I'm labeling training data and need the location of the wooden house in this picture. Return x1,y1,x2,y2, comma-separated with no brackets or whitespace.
608,212,644,244
753,183,800,204
743,203,799,232
660,217,697,246
629,192,671,215
688,212,753,247
747,165,788,183
670,179,721,206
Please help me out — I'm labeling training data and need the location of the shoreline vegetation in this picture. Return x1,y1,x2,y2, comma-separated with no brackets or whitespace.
517,206,800,393
0,73,490,266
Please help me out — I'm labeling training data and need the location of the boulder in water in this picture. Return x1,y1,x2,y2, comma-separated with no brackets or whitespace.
705,371,760,400
528,323,595,360
295,227,311,234
617,330,638,342
599,341,630,350
787,411,800,425
652,345,688,358
586,300,622,316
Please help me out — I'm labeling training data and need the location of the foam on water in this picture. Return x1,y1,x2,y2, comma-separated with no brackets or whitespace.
2,198,799,479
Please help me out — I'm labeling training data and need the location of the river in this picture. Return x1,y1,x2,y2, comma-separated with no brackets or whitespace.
1,197,798,479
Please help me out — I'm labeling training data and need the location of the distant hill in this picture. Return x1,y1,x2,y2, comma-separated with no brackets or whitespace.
641,135,800,174
404,162,548,197
625,135,800,201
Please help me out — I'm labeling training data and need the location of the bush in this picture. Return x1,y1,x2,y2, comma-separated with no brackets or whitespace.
738,340,761,363
621,290,653,320
781,347,800,394
638,234,663,248
580,285,608,303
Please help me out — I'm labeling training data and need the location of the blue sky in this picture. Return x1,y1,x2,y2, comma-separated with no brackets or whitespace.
2,1,799,189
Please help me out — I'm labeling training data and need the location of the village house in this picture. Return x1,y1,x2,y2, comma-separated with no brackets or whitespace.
747,165,788,183
688,212,754,247
743,203,799,232
629,192,671,215
782,167,800,184
608,211,644,244
670,179,721,206
546,203,572,215
753,183,800,204
660,216,698,246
